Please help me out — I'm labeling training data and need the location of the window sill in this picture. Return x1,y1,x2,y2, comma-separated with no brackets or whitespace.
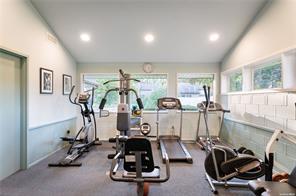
143,110,168,114
224,115,296,137
94,110,169,115
221,88,296,96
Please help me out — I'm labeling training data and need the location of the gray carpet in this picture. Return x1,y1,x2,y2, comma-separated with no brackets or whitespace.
0,142,253,196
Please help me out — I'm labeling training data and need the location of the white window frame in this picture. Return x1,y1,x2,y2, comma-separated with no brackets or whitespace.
176,73,216,111
81,72,169,112
81,73,120,112
221,48,296,95
129,73,169,111
227,69,243,93
251,59,283,91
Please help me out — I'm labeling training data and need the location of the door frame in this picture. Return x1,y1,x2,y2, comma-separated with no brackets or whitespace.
0,47,28,169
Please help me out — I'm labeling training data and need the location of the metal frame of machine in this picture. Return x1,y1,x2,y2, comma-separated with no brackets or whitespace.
156,97,193,163
48,86,101,167
196,101,230,151
202,86,265,194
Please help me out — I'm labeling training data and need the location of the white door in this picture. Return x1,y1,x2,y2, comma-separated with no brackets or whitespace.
0,51,21,181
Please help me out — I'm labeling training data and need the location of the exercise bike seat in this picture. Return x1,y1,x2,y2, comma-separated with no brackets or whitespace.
123,166,160,178
248,166,296,196
124,136,155,173
248,180,296,196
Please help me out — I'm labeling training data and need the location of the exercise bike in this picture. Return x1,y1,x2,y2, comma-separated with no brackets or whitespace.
48,86,101,167
202,85,265,194
110,136,170,196
248,129,296,195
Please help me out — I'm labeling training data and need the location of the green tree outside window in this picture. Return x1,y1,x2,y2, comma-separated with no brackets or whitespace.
254,61,282,90
229,71,242,92
177,73,215,110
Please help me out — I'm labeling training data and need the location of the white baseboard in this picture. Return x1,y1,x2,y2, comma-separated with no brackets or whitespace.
28,145,66,168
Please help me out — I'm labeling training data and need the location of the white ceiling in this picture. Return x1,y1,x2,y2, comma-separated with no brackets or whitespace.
31,0,267,63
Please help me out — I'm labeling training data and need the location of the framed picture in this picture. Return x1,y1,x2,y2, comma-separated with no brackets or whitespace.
63,74,72,95
40,68,53,94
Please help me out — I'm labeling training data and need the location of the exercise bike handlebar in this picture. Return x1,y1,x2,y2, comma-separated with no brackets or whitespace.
110,151,170,183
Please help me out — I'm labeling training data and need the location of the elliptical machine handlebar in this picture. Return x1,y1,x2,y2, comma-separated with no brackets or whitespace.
69,85,78,105
90,87,95,114
119,69,125,78
208,86,211,103
203,85,210,107
69,86,84,113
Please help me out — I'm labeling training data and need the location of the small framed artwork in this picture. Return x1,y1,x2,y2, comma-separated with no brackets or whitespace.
63,74,72,95
40,68,53,94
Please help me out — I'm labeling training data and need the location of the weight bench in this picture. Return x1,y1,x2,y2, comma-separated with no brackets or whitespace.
248,166,296,196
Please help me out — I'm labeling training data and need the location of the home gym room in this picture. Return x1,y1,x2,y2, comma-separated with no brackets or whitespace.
0,0,295,195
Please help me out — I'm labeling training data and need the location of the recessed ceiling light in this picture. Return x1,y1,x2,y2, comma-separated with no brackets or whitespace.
209,33,220,42
144,34,155,43
80,33,91,42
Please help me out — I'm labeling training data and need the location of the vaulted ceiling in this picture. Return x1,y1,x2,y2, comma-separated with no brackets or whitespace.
31,0,268,63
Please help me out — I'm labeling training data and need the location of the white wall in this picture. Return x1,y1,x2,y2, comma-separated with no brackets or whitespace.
0,0,76,127
219,0,296,127
218,0,296,171
0,0,77,166
227,93,296,135
77,63,220,140
221,0,296,71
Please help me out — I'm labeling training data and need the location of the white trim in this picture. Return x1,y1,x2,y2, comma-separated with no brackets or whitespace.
29,116,77,130
222,47,296,94
222,45,296,74
27,146,65,168
251,58,282,90
225,116,296,137
81,72,169,112
143,110,168,114
175,72,217,108
222,88,296,96
0,45,29,58
225,116,274,133
0,47,29,170
227,69,243,93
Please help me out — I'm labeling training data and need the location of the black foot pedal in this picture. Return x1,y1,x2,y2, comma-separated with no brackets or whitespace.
48,162,82,167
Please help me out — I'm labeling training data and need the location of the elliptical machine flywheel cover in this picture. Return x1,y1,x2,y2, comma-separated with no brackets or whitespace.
204,145,237,181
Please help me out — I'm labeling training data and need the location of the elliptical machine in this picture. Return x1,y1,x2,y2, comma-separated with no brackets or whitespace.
202,85,265,194
196,100,230,151
48,86,101,167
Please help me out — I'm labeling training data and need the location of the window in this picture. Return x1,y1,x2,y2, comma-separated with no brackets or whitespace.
130,74,168,111
253,60,282,90
83,74,119,112
177,73,215,110
229,70,242,92
82,73,168,112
